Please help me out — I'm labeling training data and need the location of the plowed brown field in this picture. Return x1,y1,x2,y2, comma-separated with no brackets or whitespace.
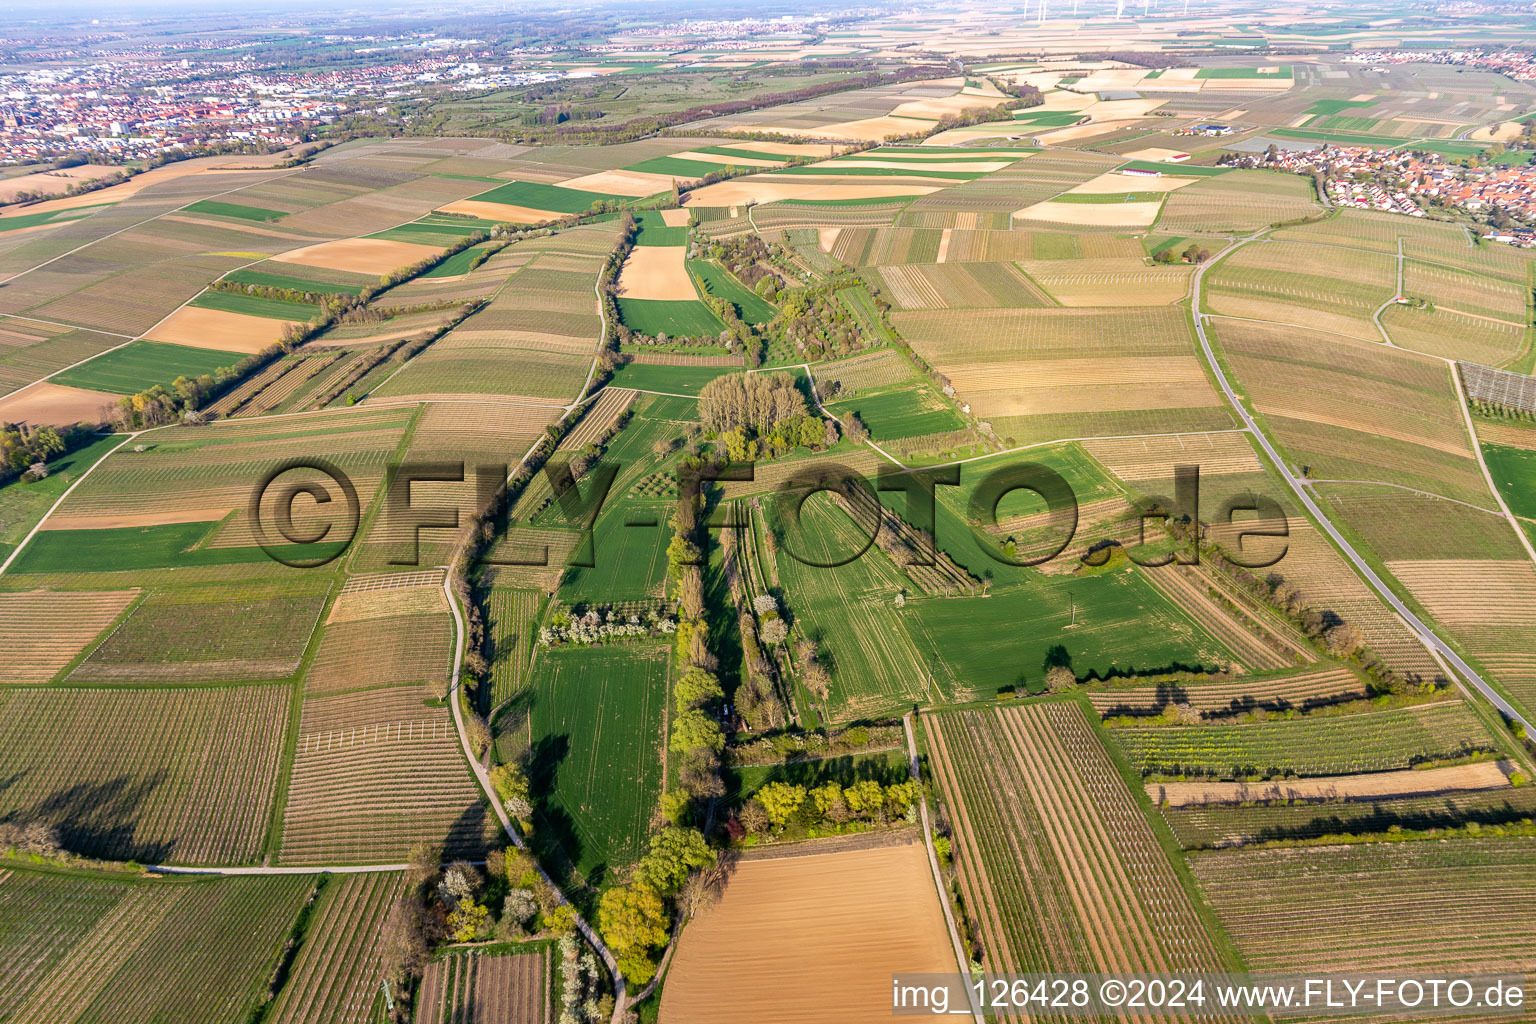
660,838,957,1023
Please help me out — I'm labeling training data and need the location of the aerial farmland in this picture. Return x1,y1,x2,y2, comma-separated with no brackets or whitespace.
2,1,1536,1022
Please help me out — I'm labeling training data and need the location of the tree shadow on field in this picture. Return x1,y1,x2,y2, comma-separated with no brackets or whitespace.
491,690,535,763
440,799,494,860
15,772,173,863
526,734,599,889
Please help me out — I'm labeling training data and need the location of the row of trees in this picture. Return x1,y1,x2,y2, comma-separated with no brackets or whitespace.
735,590,792,729
736,778,921,836
1166,516,1439,698
104,225,502,431
596,475,725,986
509,64,949,146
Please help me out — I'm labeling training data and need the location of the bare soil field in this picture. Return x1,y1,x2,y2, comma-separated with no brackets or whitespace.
1015,199,1164,228
326,580,448,623
436,199,560,223
275,238,441,276
1066,171,1198,194
0,381,120,425
147,306,298,353
615,246,697,300
0,158,278,220
1148,759,1514,808
39,506,229,531
659,208,692,227
659,837,957,1023
1123,147,1192,161
558,169,676,197
0,164,119,203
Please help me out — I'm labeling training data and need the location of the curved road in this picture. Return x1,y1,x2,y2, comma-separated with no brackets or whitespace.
442,548,629,1020
1188,248,1535,737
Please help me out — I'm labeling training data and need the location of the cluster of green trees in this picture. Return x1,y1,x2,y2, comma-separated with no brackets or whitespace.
1471,397,1536,422
106,350,278,430
597,827,716,984
378,843,582,1023
0,420,89,484
767,275,875,359
704,235,779,295
1152,242,1212,264
737,778,921,835
597,211,638,350
735,592,791,729
727,722,901,765
697,371,837,461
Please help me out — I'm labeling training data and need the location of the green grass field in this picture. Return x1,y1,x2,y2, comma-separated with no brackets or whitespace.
558,499,672,603
0,204,110,233
1305,98,1378,116
1121,160,1229,177
1271,127,1407,148
371,214,501,246
1196,66,1292,78
688,260,776,324
527,644,668,881
10,522,345,574
835,285,896,343
770,496,934,718
51,340,242,394
1307,114,1386,134
420,242,494,278
692,145,794,162
905,568,1236,696
1012,110,1090,126
625,156,724,180
1482,442,1536,519
188,290,320,321
470,180,629,214
220,269,367,295
725,747,909,803
615,297,724,337
633,210,689,247
0,434,123,562
825,384,965,440
607,361,735,395
182,199,285,222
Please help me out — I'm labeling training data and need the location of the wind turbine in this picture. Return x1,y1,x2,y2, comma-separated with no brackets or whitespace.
1116,0,1124,19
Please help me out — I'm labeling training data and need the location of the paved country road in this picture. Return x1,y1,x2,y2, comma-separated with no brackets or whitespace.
1189,240,1535,738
